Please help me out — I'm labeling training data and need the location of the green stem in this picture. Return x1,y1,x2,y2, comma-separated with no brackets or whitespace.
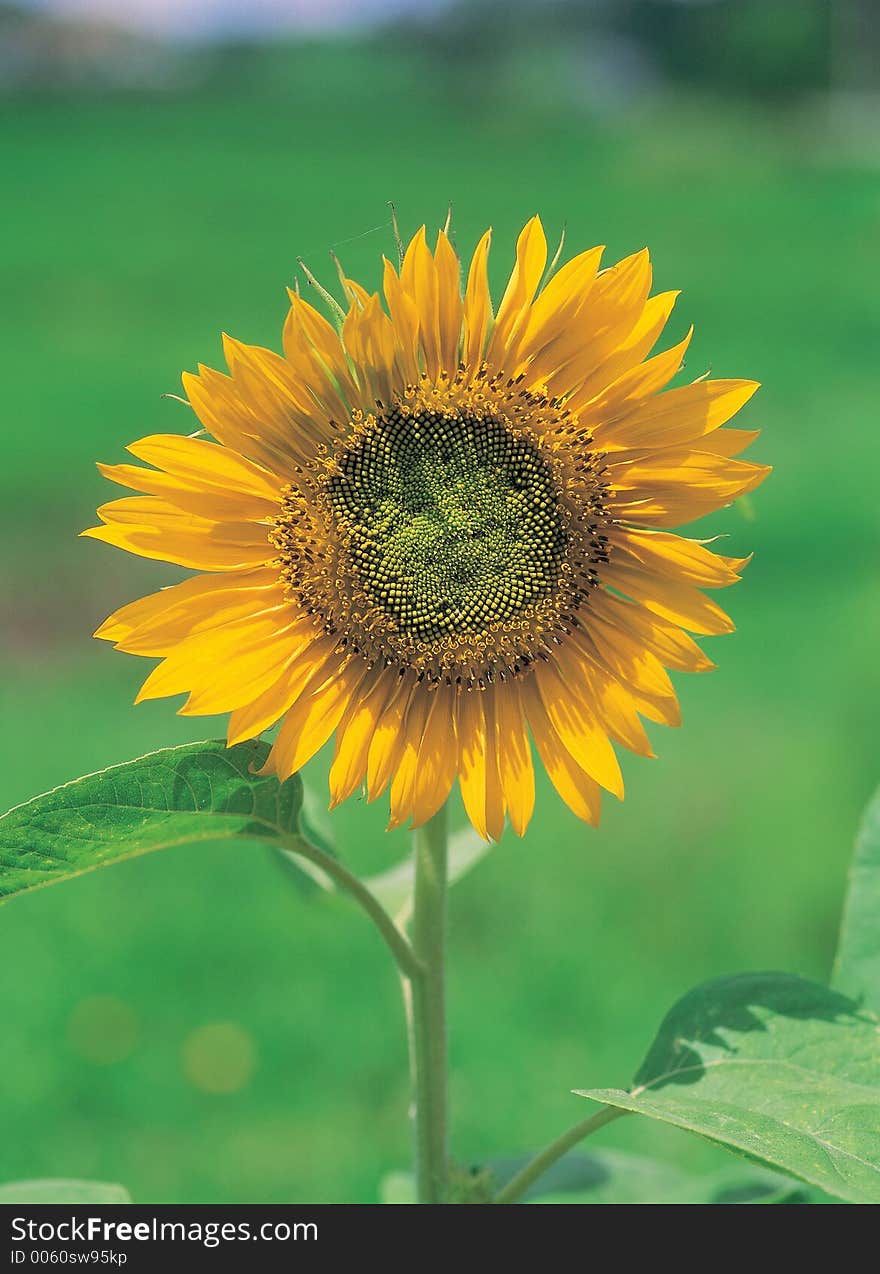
283,834,423,982
407,803,449,1204
493,1105,626,1204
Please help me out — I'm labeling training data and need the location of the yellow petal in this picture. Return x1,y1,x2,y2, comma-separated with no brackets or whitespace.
225,335,342,450
600,559,735,635
434,230,463,378
387,689,433,830
182,364,303,475
329,669,395,806
697,428,761,458
561,649,654,759
135,612,306,714
400,226,441,381
382,256,421,385
134,611,303,713
366,676,411,799
96,462,278,523
520,675,602,825
481,690,507,842
598,379,760,451
590,593,714,675
488,215,547,366
492,680,535,836
342,291,399,406
609,527,747,588
82,497,273,571
411,684,459,827
282,293,357,416
568,289,680,408
456,690,490,840
513,245,604,369
111,572,286,656
265,657,360,780
93,569,270,644
461,229,493,373
126,434,282,501
538,248,652,395
609,451,770,527
574,324,692,423
227,631,340,746
580,615,679,698
532,660,624,798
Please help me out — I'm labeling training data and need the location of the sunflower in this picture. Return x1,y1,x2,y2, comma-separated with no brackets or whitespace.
85,216,768,840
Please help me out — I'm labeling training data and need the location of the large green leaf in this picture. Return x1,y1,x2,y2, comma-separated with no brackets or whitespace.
578,972,880,1205
492,1151,810,1204
833,785,880,1012
0,1179,131,1204
381,1156,812,1204
0,740,303,904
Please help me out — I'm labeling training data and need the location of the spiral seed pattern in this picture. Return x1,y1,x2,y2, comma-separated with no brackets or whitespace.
271,375,611,687
326,406,566,641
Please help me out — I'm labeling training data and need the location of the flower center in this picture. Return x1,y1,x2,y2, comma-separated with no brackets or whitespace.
272,375,611,687
326,406,566,642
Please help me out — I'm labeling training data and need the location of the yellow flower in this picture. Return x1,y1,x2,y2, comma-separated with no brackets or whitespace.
85,217,768,840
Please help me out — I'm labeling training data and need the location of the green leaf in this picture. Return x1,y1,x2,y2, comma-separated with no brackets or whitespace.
363,825,493,918
0,740,303,904
577,972,880,1205
0,1180,131,1204
492,1150,808,1204
833,785,880,1012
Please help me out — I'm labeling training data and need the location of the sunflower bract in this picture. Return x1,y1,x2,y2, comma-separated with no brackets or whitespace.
85,217,768,840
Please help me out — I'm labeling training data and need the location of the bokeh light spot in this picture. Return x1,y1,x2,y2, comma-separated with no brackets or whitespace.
182,1022,257,1095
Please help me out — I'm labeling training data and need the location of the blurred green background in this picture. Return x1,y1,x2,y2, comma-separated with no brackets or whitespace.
1,0,879,1203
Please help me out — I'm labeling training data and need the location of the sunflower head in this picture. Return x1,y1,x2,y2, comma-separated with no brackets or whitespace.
85,215,768,841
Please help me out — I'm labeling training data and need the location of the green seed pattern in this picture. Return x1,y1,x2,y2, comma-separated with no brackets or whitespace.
326,405,566,641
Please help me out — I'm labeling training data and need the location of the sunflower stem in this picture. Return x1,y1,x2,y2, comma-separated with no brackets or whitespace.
406,802,449,1204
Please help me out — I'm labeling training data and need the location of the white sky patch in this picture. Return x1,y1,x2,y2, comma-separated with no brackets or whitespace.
19,0,449,39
